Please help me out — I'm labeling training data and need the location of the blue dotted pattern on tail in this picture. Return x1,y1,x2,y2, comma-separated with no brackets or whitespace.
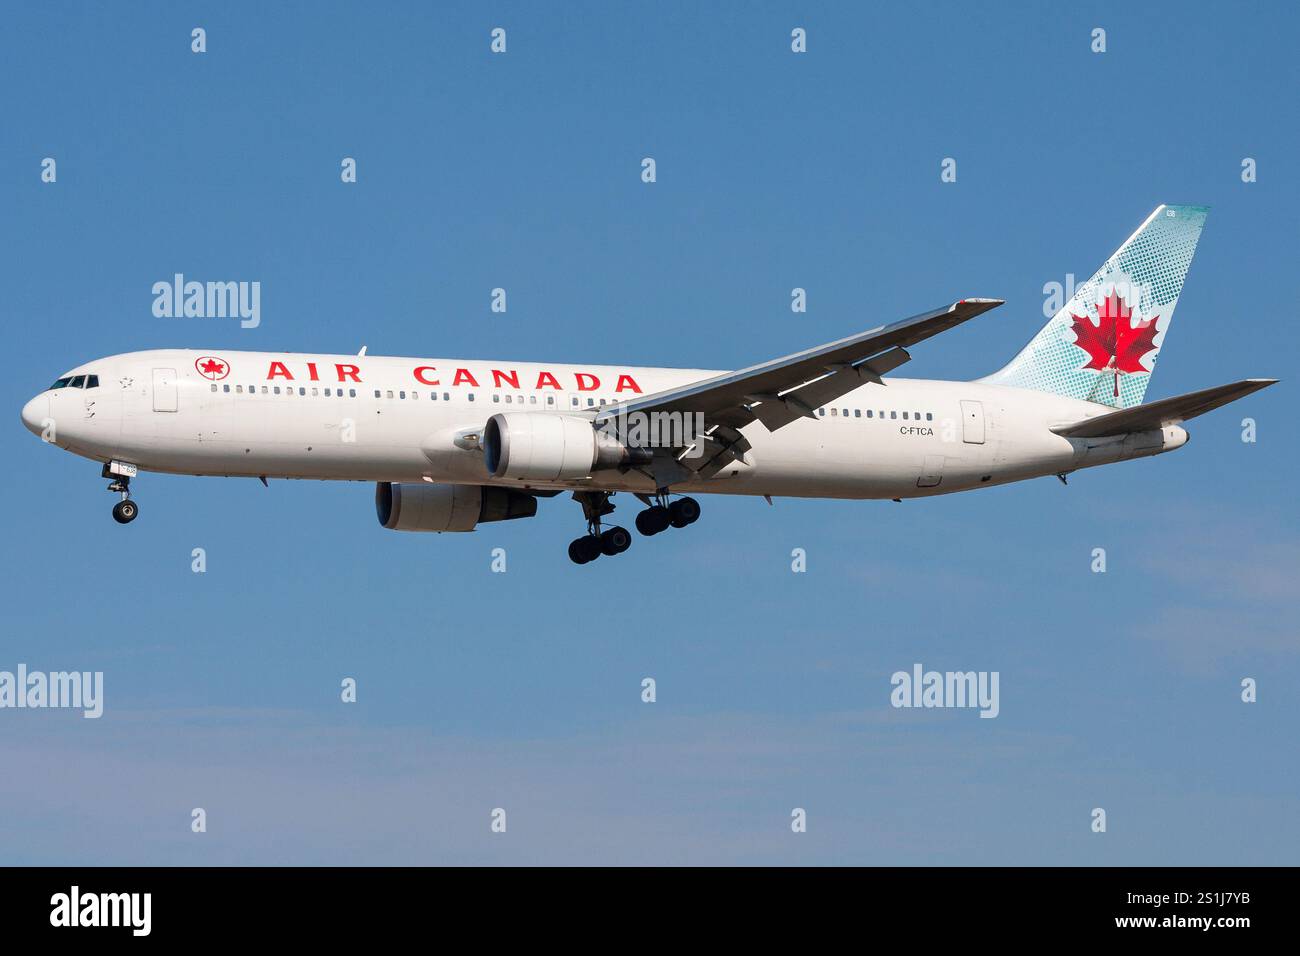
982,205,1208,409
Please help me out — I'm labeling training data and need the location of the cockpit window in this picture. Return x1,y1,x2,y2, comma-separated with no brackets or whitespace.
48,374,99,390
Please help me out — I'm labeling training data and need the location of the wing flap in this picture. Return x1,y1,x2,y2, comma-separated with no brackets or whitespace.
749,346,912,431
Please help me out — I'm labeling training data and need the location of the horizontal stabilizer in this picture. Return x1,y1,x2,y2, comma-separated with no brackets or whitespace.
1051,379,1277,438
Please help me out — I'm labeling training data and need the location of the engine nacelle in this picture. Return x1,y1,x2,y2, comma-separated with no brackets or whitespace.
482,412,650,481
375,482,537,533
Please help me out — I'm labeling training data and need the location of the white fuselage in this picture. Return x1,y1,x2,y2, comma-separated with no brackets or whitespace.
23,349,1188,499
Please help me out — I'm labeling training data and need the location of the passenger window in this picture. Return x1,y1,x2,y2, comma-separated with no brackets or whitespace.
831,408,838,416
443,392,449,401
854,409,861,418
902,412,908,420
547,396,554,406
890,411,896,419
926,413,933,421
842,408,848,417
273,386,281,394
914,411,921,419
866,410,873,418
261,386,268,394
211,384,218,392
373,390,380,398
399,391,406,400
530,395,537,405
468,393,475,401
223,384,230,393
818,408,825,416
571,397,579,407
587,398,594,407
236,385,243,393
349,389,356,398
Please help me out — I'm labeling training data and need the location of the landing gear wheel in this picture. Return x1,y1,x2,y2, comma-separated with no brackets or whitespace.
112,499,138,524
635,506,671,536
568,534,602,565
668,496,700,528
600,526,632,556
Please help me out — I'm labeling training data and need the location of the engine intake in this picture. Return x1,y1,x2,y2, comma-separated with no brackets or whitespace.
375,482,537,532
483,412,650,481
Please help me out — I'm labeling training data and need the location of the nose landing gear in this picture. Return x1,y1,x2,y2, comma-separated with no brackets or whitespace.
111,498,138,524
103,463,139,524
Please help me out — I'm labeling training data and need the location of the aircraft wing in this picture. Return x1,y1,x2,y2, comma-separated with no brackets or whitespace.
596,298,1004,433
1050,379,1277,439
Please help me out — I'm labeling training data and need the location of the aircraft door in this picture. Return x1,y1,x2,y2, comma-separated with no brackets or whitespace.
152,368,178,412
960,400,985,444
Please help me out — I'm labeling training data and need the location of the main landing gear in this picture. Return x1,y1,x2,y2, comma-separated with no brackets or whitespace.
567,489,701,564
103,465,139,524
567,491,631,564
634,492,700,536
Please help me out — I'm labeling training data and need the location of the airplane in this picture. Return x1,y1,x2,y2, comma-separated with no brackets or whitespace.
20,204,1276,564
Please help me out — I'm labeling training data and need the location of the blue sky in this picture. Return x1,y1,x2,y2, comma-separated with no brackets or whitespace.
1,1,1296,864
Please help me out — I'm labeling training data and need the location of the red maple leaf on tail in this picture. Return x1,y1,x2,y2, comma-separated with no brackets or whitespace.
1069,290,1160,397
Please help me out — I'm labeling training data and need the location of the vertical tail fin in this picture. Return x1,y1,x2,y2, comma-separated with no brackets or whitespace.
982,204,1209,408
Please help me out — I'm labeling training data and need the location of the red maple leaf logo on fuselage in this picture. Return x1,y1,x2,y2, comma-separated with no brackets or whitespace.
1069,290,1159,397
194,356,230,380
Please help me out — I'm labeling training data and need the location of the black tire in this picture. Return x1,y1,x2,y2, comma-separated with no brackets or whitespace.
635,507,670,536
568,538,590,564
668,497,700,528
600,526,632,556
112,500,138,524
578,534,603,563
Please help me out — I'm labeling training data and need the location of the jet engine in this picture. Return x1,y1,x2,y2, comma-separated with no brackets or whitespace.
482,413,651,482
375,482,538,532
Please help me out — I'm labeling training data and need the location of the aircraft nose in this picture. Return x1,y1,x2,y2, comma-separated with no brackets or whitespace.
21,394,47,437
